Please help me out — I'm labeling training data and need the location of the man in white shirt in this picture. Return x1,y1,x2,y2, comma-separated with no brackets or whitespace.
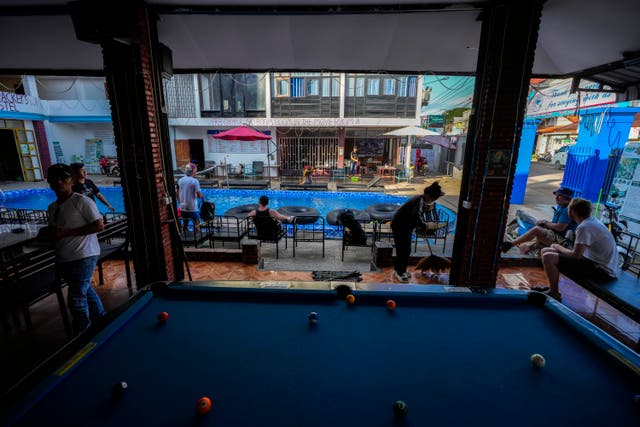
177,163,204,233
539,197,619,302
38,163,105,334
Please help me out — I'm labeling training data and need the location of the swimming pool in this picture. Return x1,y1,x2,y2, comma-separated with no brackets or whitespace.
1,187,455,236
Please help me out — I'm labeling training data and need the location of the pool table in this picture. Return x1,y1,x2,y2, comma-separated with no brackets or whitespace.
3,282,640,426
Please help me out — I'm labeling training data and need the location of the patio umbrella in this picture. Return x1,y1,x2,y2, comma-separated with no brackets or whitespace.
384,126,442,169
210,126,273,186
210,125,271,141
383,126,441,137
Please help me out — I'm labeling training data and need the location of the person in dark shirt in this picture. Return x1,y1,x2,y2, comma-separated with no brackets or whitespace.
391,181,445,282
70,162,115,212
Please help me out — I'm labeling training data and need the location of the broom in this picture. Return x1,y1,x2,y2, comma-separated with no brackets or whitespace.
415,237,451,273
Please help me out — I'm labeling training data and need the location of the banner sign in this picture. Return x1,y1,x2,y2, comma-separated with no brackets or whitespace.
526,80,616,118
612,142,640,234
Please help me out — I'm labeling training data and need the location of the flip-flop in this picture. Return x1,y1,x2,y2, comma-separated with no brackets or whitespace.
531,285,550,292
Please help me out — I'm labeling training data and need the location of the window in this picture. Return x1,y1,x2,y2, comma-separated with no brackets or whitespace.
322,77,339,97
275,77,290,97
306,79,319,96
367,79,380,95
291,77,304,97
407,77,417,97
383,78,396,95
398,77,407,96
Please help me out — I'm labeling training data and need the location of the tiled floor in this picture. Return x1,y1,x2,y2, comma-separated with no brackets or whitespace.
1,259,639,398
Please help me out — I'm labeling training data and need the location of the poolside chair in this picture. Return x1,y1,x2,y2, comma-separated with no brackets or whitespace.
252,161,265,179
413,209,450,253
395,166,413,183
341,217,376,261
248,215,288,258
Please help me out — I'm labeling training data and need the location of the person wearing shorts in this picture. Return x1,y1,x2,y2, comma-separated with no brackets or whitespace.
539,197,619,301
177,163,203,233
502,186,575,254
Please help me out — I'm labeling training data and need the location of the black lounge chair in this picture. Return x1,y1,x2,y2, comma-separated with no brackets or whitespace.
248,216,288,259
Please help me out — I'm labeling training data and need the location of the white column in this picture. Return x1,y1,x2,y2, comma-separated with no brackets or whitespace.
22,75,38,98
192,74,201,118
339,73,346,118
265,72,272,118
415,75,423,122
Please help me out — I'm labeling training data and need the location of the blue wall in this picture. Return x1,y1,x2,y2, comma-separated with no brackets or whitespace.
562,107,639,202
511,119,540,204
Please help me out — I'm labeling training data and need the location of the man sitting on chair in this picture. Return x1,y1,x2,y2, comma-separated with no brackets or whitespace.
247,195,294,225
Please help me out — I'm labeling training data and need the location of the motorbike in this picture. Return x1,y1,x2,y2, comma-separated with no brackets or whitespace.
600,193,629,269
538,152,552,162
99,156,120,177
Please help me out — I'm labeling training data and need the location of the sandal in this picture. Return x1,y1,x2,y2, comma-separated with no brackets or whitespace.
531,285,550,292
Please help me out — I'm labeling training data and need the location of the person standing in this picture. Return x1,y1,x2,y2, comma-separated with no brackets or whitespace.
38,163,106,334
349,146,359,175
539,197,619,301
391,182,445,282
177,162,204,233
70,162,115,212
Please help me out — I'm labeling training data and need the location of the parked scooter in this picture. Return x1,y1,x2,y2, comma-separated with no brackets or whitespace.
538,152,552,162
99,156,120,177
600,193,629,268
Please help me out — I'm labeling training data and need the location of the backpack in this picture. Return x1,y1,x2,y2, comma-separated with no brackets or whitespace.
338,210,367,245
200,201,216,222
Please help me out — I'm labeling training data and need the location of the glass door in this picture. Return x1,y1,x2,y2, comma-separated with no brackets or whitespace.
15,129,42,181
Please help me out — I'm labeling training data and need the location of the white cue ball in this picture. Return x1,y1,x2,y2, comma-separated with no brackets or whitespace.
530,353,546,368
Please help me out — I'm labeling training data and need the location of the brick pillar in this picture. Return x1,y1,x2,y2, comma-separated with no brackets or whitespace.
32,121,51,178
71,1,182,286
449,0,543,287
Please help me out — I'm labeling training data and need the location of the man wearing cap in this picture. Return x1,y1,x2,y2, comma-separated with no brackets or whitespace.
177,162,203,233
38,163,106,333
502,186,576,254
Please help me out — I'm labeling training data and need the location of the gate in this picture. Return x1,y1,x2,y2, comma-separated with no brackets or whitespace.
601,148,623,199
279,137,339,174
562,146,599,199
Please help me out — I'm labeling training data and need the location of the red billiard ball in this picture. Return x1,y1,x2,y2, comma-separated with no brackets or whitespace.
386,300,397,310
346,294,356,305
158,311,169,324
196,396,212,414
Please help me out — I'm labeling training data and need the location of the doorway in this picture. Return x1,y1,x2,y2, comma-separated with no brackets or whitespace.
0,129,22,181
188,139,205,171
174,139,205,171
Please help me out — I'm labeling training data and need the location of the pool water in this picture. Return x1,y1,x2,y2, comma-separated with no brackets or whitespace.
1,188,455,236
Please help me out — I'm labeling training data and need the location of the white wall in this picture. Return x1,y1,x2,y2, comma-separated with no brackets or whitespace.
36,76,107,100
43,122,115,165
171,125,275,174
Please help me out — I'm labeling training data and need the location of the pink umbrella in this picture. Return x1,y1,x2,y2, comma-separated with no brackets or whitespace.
210,125,271,141
211,126,274,186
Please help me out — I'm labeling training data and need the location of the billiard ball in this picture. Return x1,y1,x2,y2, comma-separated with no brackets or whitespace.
393,400,408,417
197,396,212,414
346,294,356,305
530,353,546,368
386,299,397,311
158,311,169,324
111,381,128,397
308,311,319,324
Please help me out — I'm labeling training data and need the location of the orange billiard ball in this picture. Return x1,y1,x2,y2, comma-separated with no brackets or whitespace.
346,294,356,305
386,299,397,311
196,396,212,414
